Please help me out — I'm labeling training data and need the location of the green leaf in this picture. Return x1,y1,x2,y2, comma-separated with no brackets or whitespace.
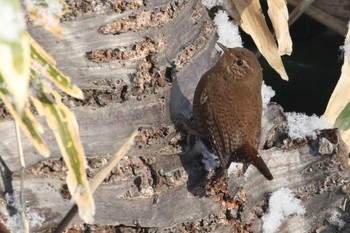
31,80,94,222
28,34,83,99
335,101,350,130
0,0,30,113
0,73,49,156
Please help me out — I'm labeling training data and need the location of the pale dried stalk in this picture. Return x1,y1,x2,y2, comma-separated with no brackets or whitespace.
15,120,29,233
54,130,137,233
89,130,138,192
324,23,350,146
288,0,315,26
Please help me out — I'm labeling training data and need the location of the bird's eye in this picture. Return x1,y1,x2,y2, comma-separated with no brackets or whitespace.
236,59,244,66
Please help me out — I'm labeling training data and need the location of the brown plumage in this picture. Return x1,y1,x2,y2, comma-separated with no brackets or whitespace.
192,43,273,180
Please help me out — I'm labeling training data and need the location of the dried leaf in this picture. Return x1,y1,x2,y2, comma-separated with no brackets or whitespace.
324,23,350,146
27,33,83,99
267,0,292,55
31,88,94,223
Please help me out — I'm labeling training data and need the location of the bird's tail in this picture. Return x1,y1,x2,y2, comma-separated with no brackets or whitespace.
241,143,273,180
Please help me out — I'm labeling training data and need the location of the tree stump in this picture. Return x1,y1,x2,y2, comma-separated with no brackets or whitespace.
0,0,349,232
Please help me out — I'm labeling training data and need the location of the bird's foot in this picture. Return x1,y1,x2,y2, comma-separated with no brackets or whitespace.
174,113,200,154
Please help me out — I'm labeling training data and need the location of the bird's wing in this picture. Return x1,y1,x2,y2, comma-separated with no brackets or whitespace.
201,89,272,181
201,90,246,169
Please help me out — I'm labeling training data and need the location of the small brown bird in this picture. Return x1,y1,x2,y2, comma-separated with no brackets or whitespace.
192,43,273,180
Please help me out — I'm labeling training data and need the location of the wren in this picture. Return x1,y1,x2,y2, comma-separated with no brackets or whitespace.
192,43,273,180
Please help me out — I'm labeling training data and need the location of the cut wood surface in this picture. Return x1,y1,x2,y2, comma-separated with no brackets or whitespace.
0,94,171,172
1,103,349,232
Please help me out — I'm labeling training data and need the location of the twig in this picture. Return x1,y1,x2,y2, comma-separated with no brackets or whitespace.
89,130,137,192
54,130,138,233
287,0,347,35
288,0,315,26
15,120,29,233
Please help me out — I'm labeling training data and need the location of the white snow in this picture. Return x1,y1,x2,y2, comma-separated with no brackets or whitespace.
329,210,346,229
286,112,331,139
6,211,45,233
5,192,15,204
0,2,26,42
262,187,305,233
4,193,45,232
341,43,350,56
213,10,242,51
262,82,275,109
201,147,220,172
341,22,350,55
196,139,220,172
227,162,243,175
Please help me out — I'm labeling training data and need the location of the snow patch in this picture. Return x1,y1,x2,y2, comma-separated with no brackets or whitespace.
262,82,275,109
201,148,220,172
227,162,243,175
329,210,346,229
286,112,331,139
341,22,350,56
262,187,305,233
213,10,242,51
6,211,45,233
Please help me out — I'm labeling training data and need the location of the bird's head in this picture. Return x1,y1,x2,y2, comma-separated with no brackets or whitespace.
216,43,263,86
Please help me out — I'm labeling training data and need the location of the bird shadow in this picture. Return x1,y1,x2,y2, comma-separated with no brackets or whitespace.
0,156,18,216
168,65,208,197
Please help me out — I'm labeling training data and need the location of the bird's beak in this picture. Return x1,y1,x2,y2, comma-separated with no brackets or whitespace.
217,42,228,52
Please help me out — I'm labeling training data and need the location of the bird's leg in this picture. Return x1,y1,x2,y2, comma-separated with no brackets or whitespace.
174,113,200,154
175,113,201,137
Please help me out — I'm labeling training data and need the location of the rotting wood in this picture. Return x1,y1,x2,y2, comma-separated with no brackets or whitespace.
1,0,350,232
1,103,349,232
0,93,171,172
27,0,209,89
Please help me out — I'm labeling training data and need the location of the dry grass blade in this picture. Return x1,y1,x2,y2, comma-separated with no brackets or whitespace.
54,130,137,233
